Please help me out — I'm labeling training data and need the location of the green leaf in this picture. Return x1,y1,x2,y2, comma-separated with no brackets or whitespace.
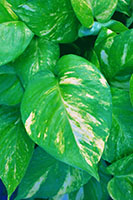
94,27,117,48
13,37,60,88
0,21,34,66
108,177,133,200
103,88,133,162
21,54,112,180
53,160,112,200
0,0,18,21
83,160,111,200
107,153,133,176
71,0,118,28
0,65,24,105
0,3,15,23
70,0,94,28
95,29,133,82
107,154,133,200
94,27,117,80
13,0,79,43
90,0,118,23
15,147,90,200
130,74,133,106
0,105,34,199
117,0,132,16
108,29,133,80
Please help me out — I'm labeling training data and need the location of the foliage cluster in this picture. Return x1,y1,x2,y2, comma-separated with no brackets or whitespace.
0,0,133,200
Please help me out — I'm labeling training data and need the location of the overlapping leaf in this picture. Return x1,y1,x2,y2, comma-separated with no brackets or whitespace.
107,154,133,200
0,65,23,106
52,160,111,200
15,147,90,200
78,20,128,37
0,3,15,23
70,0,94,28
95,29,133,83
0,105,34,199
0,21,34,66
12,0,79,43
71,0,118,28
21,54,112,179
13,37,60,88
0,0,18,22
103,87,133,162
83,160,111,200
117,0,132,16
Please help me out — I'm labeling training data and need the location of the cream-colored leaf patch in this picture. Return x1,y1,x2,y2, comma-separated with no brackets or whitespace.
25,112,36,135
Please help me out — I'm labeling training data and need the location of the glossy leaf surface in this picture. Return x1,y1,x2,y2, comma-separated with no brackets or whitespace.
107,154,133,200
71,0,118,28
0,21,34,66
13,0,79,43
90,0,118,22
14,37,60,88
108,29,133,80
71,0,94,28
0,105,34,199
15,147,90,200
0,65,24,105
95,29,133,82
21,54,112,179
103,88,133,162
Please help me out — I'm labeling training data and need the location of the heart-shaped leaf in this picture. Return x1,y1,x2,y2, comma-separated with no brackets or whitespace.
21,54,112,179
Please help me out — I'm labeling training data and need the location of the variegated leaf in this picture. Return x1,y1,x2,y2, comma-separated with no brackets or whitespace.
21,54,112,179
15,147,90,200
0,105,34,199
